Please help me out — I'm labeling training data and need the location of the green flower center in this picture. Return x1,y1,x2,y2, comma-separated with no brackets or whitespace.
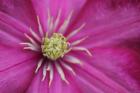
42,33,69,60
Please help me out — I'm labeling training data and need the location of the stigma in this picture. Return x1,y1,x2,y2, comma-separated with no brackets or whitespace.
42,33,69,60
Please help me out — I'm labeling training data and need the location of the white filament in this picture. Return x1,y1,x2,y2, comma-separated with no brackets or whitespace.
42,64,47,81
24,33,39,48
53,9,61,31
67,23,86,39
35,58,44,73
55,62,69,84
20,42,37,49
71,36,88,46
64,55,82,65
23,46,39,52
60,60,76,75
47,62,54,86
58,11,73,34
29,27,41,42
37,16,44,37
72,47,92,56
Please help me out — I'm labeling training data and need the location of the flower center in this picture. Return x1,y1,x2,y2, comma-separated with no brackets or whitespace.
42,33,69,60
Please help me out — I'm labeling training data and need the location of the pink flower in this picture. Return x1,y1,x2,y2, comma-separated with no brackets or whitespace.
0,0,140,93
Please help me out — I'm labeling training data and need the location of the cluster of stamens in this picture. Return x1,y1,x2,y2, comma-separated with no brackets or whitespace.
20,9,92,86
42,33,69,60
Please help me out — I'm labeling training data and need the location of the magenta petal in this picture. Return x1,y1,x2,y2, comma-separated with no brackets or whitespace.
0,58,37,93
0,45,38,71
0,0,37,28
31,0,86,31
0,13,39,71
75,48,140,93
70,0,140,48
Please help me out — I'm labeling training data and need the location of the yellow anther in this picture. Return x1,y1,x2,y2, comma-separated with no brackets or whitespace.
42,33,69,60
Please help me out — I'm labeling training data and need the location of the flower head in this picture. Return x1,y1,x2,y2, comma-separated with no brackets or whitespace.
0,0,140,93
20,9,91,85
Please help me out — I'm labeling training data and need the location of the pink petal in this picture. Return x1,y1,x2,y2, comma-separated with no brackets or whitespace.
0,14,39,71
0,45,38,71
0,20,25,46
0,11,39,39
74,48,140,93
0,57,37,93
69,0,140,48
0,0,37,28
31,0,86,31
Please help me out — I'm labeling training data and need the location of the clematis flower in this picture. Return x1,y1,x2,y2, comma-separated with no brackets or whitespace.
0,0,140,93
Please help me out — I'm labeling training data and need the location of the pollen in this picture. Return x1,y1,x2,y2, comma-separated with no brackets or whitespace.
42,33,69,60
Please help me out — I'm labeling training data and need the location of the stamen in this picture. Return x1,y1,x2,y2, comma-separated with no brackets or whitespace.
64,55,82,65
47,9,51,27
29,27,41,42
35,58,44,73
71,36,88,46
23,46,39,52
37,16,44,37
55,62,69,84
47,9,52,34
60,60,76,75
49,17,54,34
67,23,86,40
58,11,73,34
47,62,54,86
72,47,92,56
42,64,47,81
20,42,36,48
42,33,69,60
24,33,40,48
53,9,61,31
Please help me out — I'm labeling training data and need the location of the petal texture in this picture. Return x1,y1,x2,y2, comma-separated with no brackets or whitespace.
74,48,140,93
0,0,37,28
0,58,37,93
69,0,140,48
